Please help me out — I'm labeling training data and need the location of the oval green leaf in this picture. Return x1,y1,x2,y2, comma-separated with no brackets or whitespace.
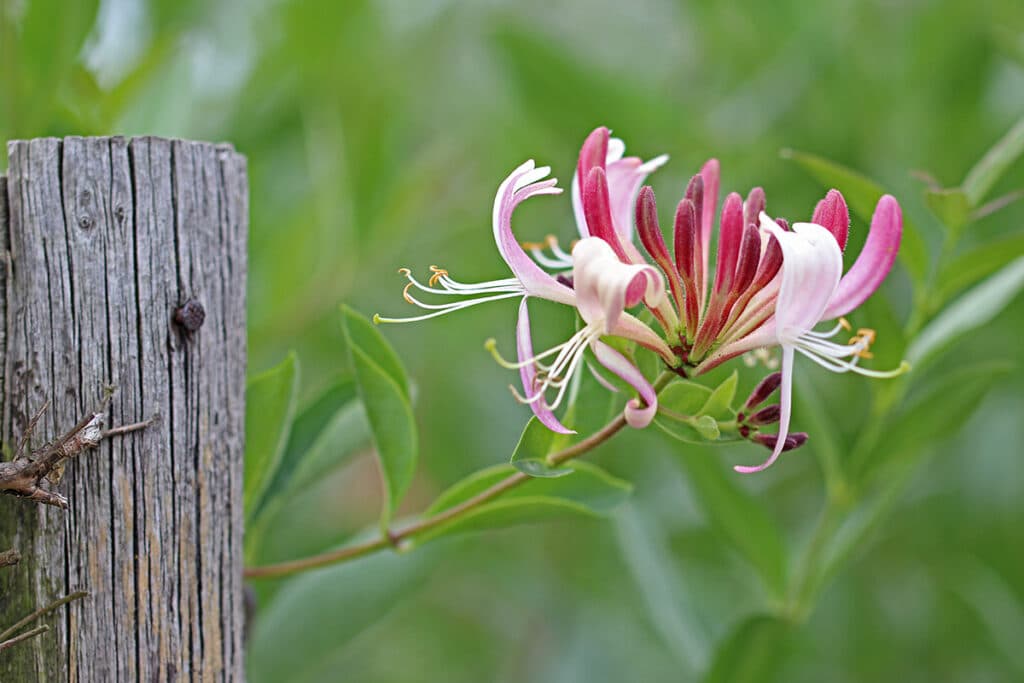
244,352,300,522
341,308,417,528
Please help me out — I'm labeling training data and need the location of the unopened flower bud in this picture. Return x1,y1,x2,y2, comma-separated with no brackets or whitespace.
753,432,808,452
744,372,782,409
747,404,781,426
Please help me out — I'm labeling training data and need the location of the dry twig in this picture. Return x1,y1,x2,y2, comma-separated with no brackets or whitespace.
0,399,153,508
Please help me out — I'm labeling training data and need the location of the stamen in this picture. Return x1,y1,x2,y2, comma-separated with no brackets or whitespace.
428,265,449,286
848,327,877,359
838,317,852,332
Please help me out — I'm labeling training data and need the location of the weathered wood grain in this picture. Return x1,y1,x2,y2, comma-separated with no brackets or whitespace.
0,136,248,681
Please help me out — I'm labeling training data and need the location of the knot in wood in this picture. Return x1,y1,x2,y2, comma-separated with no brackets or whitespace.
174,298,206,333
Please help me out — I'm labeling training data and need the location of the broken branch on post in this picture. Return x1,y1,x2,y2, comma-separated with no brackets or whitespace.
0,398,154,509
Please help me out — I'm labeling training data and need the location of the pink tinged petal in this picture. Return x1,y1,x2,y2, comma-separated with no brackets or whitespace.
812,189,850,251
516,298,575,434
763,216,844,341
492,161,576,306
583,167,632,262
735,345,794,473
591,340,657,428
637,187,684,307
744,187,766,229
577,127,610,184
572,127,611,238
606,153,669,241
820,195,903,321
611,313,676,363
699,159,721,285
572,237,665,334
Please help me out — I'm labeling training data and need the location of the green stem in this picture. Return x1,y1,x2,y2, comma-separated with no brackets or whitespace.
246,372,676,579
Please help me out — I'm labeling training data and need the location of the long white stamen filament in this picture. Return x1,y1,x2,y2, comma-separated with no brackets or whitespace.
374,291,525,324
529,248,573,270
493,324,602,412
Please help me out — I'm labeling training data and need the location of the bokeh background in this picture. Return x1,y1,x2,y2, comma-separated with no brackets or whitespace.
4,0,1024,681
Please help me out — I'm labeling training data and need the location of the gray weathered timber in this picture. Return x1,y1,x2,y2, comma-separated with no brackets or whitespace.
0,137,248,681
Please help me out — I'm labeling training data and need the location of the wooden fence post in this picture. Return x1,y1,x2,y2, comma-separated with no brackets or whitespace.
0,136,248,680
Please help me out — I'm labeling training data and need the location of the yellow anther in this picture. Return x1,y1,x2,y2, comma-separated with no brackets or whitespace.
838,317,852,332
428,265,449,286
848,326,878,359
398,267,411,276
402,282,415,304
520,240,546,251
545,234,560,247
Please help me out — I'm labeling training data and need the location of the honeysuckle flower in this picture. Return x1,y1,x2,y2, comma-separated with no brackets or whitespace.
377,137,674,432
491,237,666,432
378,127,908,474
728,203,909,474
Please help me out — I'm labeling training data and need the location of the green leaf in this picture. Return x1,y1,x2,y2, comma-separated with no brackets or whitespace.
418,461,631,541
700,370,738,420
907,256,1024,368
247,544,440,683
244,353,300,521
854,362,1011,481
924,187,971,237
341,308,417,528
660,380,713,415
509,417,573,477
345,305,409,398
962,116,1024,206
254,376,362,514
692,416,721,440
934,232,1024,306
703,615,790,683
781,148,929,283
676,455,788,596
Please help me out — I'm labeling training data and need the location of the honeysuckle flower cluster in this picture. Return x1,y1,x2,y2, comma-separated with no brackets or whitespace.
377,127,908,472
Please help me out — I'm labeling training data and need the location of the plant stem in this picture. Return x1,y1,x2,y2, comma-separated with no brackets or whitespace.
245,372,674,580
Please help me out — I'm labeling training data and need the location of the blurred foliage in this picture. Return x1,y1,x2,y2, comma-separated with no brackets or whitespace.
4,0,1024,681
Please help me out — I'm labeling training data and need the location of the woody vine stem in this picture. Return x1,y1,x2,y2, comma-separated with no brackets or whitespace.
243,371,677,579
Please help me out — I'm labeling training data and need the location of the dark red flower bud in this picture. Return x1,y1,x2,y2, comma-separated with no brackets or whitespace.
750,234,783,289
744,186,766,228
774,217,790,231
731,222,761,297
747,404,781,426
812,189,849,251
583,167,630,262
711,193,744,295
753,432,808,452
744,372,782,409
637,187,683,307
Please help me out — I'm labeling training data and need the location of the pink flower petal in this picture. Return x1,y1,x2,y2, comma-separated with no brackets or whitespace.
591,340,657,428
493,160,576,306
516,299,575,434
820,195,902,321
572,237,666,333
735,346,794,473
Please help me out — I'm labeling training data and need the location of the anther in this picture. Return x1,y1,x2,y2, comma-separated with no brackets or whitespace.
402,282,415,304
838,317,852,332
428,265,449,286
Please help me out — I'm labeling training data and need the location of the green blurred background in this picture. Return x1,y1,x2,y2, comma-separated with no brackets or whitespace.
4,0,1024,680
